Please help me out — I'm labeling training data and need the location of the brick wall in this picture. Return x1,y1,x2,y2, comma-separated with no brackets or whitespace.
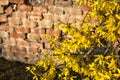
0,0,91,64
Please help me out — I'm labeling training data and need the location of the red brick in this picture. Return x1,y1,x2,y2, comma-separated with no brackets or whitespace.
10,32,25,39
15,27,30,33
53,29,61,36
0,25,14,32
46,29,61,36
18,4,32,12
5,6,13,15
9,0,24,4
33,6,48,13
0,0,9,5
27,13,43,20
17,40,30,46
0,14,7,22
83,5,92,11
0,6,4,13
27,33,40,41
46,29,52,35
40,34,50,42
31,28,45,34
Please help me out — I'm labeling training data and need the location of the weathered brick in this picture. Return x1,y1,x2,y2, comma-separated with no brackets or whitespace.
73,22,80,28
38,20,45,28
49,6,63,14
10,32,25,39
3,38,16,45
59,15,69,23
0,6,4,13
31,28,41,33
11,46,26,52
5,6,13,15
75,15,84,22
45,0,54,5
18,4,32,12
14,52,26,62
43,13,53,20
28,13,43,20
33,6,48,13
0,14,7,22
2,50,14,60
9,0,24,4
28,0,44,6
12,11,27,18
57,1,72,7
27,33,40,41
8,17,22,26
28,47,41,53
46,29,52,36
22,19,37,28
68,15,76,23
0,0,9,5
75,8,83,15
15,27,30,33
24,53,39,63
0,25,8,31
43,20,53,28
44,42,50,49
17,40,30,46
31,28,45,34
31,42,42,49
53,14,60,22
0,31,9,38
64,7,82,15
0,25,14,32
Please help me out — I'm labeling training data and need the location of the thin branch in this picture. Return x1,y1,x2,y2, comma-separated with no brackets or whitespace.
84,47,94,58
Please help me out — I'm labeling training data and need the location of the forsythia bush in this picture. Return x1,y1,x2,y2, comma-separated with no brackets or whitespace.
26,0,120,80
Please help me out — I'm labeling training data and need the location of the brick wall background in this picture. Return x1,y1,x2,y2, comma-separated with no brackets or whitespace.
0,0,90,64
